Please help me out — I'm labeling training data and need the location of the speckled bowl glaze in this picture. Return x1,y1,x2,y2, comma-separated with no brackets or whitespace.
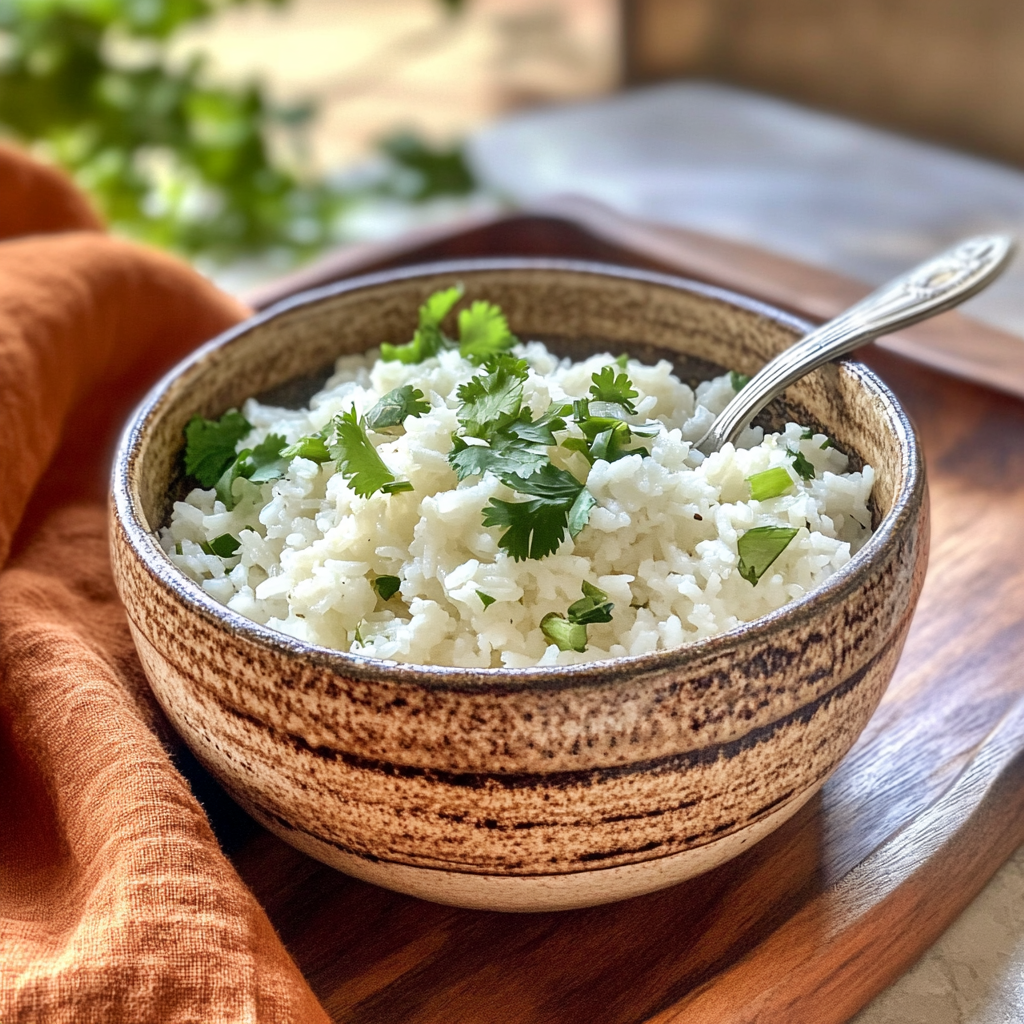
111,260,928,912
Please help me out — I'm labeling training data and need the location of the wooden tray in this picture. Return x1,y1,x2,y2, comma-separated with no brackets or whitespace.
203,201,1024,1023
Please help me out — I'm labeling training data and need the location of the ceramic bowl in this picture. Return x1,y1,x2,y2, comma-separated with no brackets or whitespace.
110,260,928,912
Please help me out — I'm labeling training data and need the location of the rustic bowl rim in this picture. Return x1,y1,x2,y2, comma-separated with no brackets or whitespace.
112,257,923,695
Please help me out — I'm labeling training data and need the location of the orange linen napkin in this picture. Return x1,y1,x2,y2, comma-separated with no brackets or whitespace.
0,145,330,1023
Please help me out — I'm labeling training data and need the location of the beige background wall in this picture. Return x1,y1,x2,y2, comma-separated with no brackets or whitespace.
623,0,1024,167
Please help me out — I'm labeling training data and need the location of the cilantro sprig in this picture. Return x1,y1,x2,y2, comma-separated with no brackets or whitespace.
215,432,289,510
448,356,570,484
380,285,463,364
445,356,596,560
183,409,252,488
562,369,658,466
540,581,615,652
329,408,413,497
483,464,592,561
589,365,639,414
458,300,516,364
365,386,430,430
787,447,816,481
380,286,518,366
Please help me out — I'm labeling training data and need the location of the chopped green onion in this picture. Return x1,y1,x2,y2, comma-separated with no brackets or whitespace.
748,467,794,501
540,613,588,653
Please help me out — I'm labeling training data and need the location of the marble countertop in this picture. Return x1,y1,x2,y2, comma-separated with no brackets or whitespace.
468,82,1024,1022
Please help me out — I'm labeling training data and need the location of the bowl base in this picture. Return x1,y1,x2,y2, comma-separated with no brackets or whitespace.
243,784,820,912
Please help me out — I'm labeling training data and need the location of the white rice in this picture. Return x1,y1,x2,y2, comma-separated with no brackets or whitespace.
160,342,874,668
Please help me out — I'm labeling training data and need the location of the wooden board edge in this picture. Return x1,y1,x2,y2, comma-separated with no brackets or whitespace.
644,697,1024,1023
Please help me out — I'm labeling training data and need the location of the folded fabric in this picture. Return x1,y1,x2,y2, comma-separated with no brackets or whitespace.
0,145,329,1023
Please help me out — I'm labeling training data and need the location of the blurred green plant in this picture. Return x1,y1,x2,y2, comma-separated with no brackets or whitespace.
0,0,478,263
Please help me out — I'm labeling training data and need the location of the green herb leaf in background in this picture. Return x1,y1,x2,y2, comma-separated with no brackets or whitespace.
730,371,751,391
477,591,496,608
737,526,799,585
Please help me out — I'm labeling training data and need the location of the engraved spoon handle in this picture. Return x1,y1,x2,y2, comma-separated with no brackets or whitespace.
694,234,1017,456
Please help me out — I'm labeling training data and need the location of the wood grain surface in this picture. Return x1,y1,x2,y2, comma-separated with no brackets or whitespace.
214,205,1024,1023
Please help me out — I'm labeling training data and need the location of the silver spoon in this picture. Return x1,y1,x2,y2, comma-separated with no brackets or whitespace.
694,234,1017,456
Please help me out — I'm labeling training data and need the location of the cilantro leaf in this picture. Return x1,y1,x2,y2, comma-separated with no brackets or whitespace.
589,366,639,415
246,433,289,483
455,356,528,439
506,403,570,445
788,447,816,481
184,409,252,488
421,285,464,327
214,456,249,510
380,285,463,364
373,575,401,600
366,386,430,430
482,465,587,561
567,398,654,465
477,591,496,608
748,466,794,501
280,427,332,463
737,526,799,585
800,428,814,440
820,436,837,450
500,463,583,502
448,434,549,482
458,300,517,364
203,534,241,558
483,496,573,561
329,408,409,497
730,371,751,391
213,432,288,510
567,487,597,537
615,353,629,368
567,581,614,624
540,613,588,653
